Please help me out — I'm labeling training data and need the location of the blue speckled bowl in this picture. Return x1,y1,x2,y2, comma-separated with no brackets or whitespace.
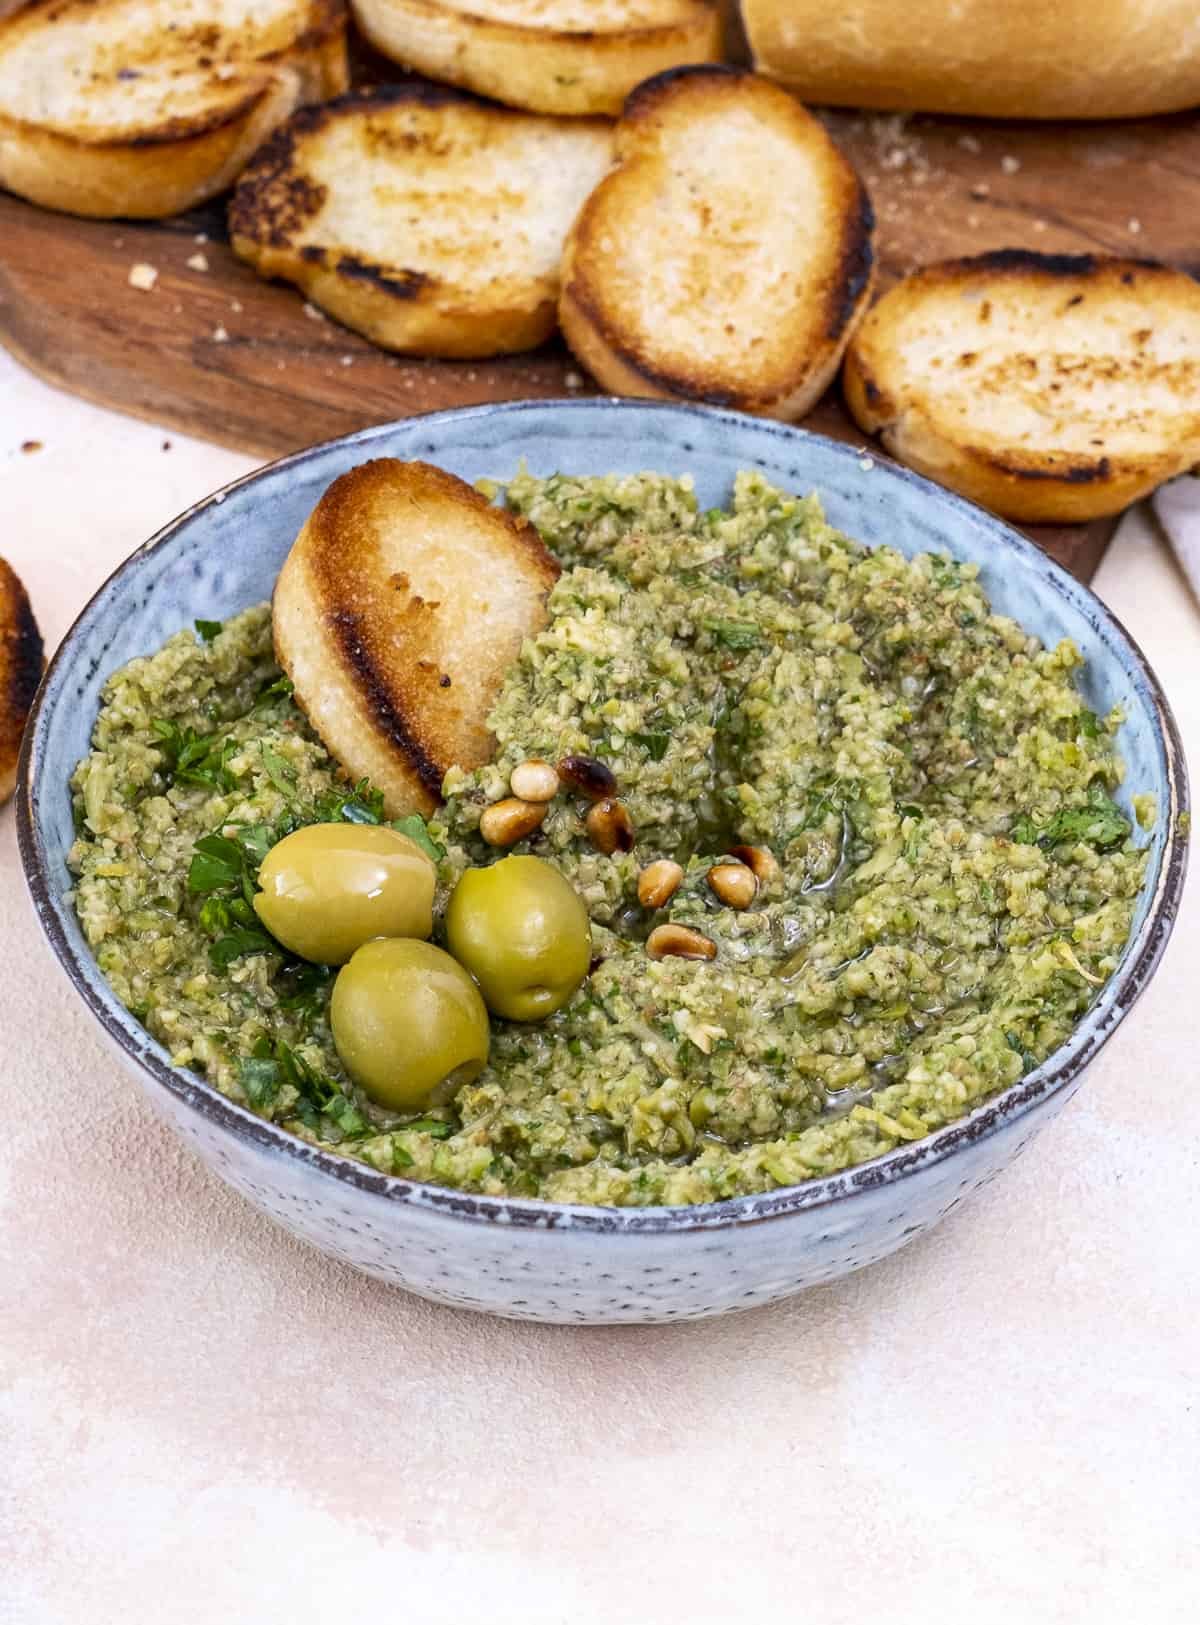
17,401,1189,1323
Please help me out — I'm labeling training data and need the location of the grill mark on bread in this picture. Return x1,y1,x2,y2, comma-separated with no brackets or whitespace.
826,181,875,341
326,608,446,800
981,453,1114,484
334,255,429,301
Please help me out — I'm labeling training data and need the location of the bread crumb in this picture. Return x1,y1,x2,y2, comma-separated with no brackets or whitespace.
1128,217,1142,234
303,303,326,322
970,183,990,199
213,492,226,505
186,253,209,272
128,263,158,291
1000,155,1021,174
858,456,876,472
194,232,208,244
966,214,981,228
340,355,354,366
1033,219,1048,232
20,439,42,454
212,325,229,342
957,134,982,154
564,370,584,390
231,300,243,313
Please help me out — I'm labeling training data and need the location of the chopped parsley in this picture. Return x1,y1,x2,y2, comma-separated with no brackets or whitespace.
632,731,671,762
151,719,236,792
392,813,445,862
1010,785,1131,852
703,618,763,653
260,741,296,797
238,1037,369,1139
194,618,223,643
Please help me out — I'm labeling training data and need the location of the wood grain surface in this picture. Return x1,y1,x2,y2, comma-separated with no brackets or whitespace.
1,82,1197,582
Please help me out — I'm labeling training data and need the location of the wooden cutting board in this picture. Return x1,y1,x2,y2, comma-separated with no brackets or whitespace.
1,84,1197,583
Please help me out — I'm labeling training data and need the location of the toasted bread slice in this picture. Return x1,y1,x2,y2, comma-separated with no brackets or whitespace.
350,0,722,117
0,557,44,806
230,82,613,357
0,0,348,220
273,459,560,816
559,66,874,420
844,251,1200,523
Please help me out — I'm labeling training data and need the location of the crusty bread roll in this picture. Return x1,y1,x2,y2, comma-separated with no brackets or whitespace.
742,0,1200,120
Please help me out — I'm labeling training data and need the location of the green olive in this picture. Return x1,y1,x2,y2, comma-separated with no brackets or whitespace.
331,938,490,1111
444,855,592,1022
252,823,435,965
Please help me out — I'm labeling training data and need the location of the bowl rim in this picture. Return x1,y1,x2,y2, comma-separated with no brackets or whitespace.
16,397,1190,1236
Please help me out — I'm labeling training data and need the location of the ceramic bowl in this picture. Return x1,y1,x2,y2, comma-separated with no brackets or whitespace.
17,400,1189,1324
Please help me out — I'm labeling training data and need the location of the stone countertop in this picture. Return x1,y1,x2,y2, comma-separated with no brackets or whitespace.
2,348,1196,1625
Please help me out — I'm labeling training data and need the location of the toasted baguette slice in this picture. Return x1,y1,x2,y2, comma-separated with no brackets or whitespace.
0,557,44,806
274,460,560,817
231,83,613,357
844,251,1200,523
351,0,722,117
559,66,874,421
0,0,348,220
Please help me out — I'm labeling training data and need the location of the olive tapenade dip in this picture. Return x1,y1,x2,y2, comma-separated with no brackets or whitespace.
68,470,1151,1206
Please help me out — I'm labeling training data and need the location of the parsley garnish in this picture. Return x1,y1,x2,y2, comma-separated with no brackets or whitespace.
632,731,671,762
1010,785,1131,852
313,777,386,825
188,833,243,893
402,1118,453,1139
151,719,236,792
237,1037,369,1138
188,826,288,968
392,812,445,862
703,619,763,653
1004,1031,1039,1074
260,741,296,797
195,619,223,643
209,925,278,968
277,960,333,1022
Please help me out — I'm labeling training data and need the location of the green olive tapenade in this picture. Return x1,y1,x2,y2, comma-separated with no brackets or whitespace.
67,470,1149,1206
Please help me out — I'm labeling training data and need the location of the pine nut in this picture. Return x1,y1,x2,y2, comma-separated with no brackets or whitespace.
585,798,635,856
637,859,684,909
729,844,780,885
646,924,717,961
558,753,618,801
479,797,547,847
707,862,757,910
510,759,559,802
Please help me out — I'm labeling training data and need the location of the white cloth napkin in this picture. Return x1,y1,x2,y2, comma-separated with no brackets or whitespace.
1153,475,1200,604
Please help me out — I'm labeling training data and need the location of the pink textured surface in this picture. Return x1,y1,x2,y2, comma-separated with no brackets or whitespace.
2,352,1197,1623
